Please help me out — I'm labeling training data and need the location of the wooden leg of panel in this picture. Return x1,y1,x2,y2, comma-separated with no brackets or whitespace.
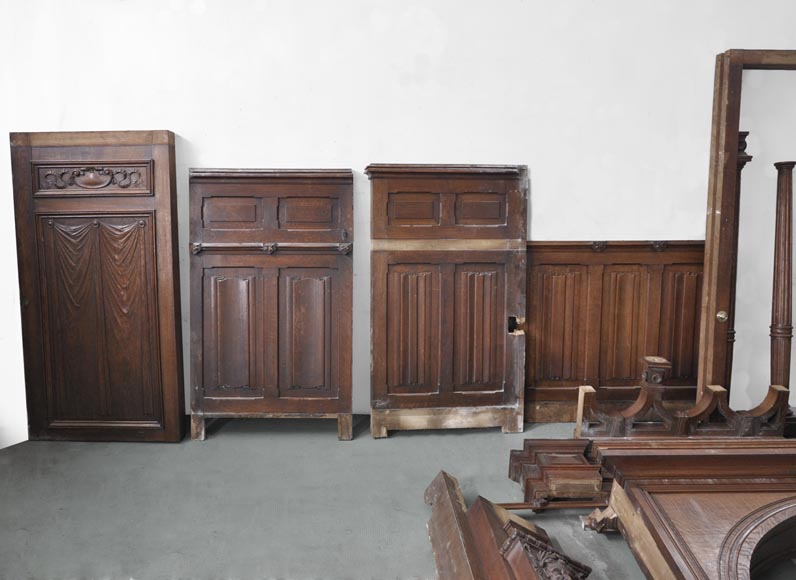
337,414,353,441
371,415,389,439
502,411,524,434
190,414,206,441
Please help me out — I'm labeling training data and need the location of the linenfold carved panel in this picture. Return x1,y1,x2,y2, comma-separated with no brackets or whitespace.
453,264,506,391
599,266,651,383
39,214,161,422
658,266,702,381
34,162,152,196
386,264,441,394
368,164,528,438
530,265,589,384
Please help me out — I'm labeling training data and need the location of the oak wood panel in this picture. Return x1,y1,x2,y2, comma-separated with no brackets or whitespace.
385,263,442,395
525,241,704,422
10,131,184,442
368,164,527,436
279,267,336,397
190,169,353,439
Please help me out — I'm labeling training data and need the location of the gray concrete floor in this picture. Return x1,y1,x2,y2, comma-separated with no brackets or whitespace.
0,421,644,579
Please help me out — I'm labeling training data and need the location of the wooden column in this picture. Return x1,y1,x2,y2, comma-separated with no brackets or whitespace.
724,132,753,390
771,161,796,387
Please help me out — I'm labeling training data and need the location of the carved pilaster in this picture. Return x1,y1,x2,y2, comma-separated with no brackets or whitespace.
771,161,796,388
724,131,753,390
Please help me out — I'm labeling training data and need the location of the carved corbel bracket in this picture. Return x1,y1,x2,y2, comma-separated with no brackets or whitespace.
576,356,789,438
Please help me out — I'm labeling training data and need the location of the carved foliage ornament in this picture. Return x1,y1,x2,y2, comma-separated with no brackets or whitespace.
37,163,151,193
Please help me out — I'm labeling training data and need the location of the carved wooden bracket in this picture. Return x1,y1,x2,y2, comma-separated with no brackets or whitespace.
425,471,592,579
575,356,790,438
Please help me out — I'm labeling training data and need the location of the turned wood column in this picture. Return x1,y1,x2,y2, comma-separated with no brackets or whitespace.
724,132,753,390
771,161,796,387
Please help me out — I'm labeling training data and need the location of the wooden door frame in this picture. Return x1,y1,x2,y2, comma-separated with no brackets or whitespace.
698,50,796,395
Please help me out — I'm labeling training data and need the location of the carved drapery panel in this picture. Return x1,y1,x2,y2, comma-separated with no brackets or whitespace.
40,214,161,423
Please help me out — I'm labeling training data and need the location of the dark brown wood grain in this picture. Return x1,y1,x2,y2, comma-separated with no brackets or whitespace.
189,169,353,440
425,471,592,579
699,50,796,396
771,162,796,389
367,164,528,437
10,130,184,442
525,241,704,422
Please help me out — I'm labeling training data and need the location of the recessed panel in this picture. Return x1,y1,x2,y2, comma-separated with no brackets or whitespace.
452,263,506,392
387,192,440,226
278,197,338,230
279,268,335,397
202,197,262,230
34,161,153,197
386,263,442,394
455,192,507,225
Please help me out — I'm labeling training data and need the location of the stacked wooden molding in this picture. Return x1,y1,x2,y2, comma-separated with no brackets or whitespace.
424,471,591,580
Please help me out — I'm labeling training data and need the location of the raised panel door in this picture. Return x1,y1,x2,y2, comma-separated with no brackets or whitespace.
278,267,338,398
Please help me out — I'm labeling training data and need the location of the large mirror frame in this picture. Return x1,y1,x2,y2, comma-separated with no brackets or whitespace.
699,49,796,396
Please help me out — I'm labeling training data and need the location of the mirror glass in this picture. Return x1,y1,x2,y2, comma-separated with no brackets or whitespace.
731,70,796,409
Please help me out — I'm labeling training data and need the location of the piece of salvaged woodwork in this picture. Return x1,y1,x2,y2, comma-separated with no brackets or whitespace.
526,240,704,422
189,169,353,440
581,438,796,579
771,161,796,389
10,131,185,442
425,471,591,579
699,50,796,396
724,132,754,391
367,164,528,438
506,439,608,510
576,356,789,438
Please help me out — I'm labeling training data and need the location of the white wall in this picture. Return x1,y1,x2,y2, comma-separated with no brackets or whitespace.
731,71,796,410
2,0,796,449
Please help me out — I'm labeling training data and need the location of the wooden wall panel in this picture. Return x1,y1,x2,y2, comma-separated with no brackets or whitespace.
202,267,265,399
525,241,704,422
659,265,703,383
529,266,590,388
11,131,184,442
368,164,528,437
453,264,506,392
599,265,652,385
386,264,442,394
190,169,353,440
279,268,335,397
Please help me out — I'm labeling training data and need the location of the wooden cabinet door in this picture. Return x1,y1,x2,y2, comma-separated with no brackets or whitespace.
193,255,349,415
11,131,184,442
373,252,521,410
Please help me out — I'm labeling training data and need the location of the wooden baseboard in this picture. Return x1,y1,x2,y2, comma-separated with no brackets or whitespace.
370,406,523,439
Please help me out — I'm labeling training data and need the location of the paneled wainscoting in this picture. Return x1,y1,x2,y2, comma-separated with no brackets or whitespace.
525,241,704,422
